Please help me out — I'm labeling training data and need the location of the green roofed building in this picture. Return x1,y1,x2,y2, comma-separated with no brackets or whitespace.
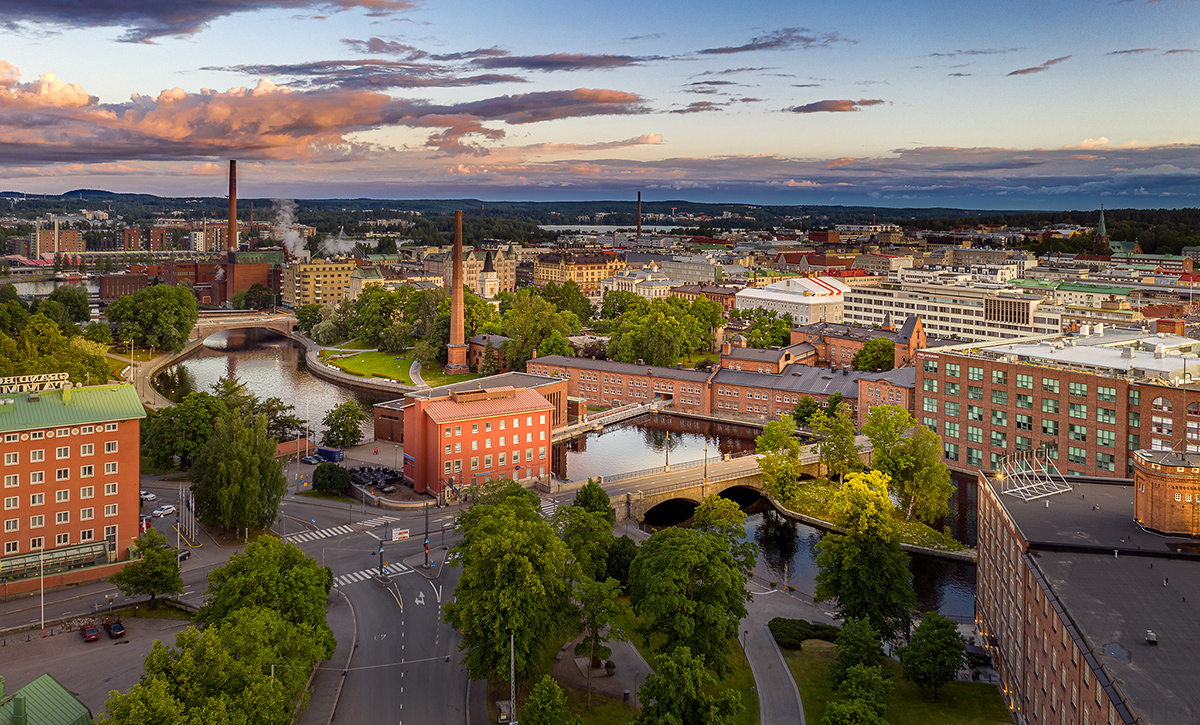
0,674,92,725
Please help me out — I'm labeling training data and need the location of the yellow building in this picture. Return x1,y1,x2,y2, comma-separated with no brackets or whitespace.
533,253,626,296
282,258,357,308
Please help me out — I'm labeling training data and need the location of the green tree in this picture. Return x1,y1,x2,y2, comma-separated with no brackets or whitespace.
313,462,351,494
35,299,77,334
444,494,570,681
143,392,227,469
0,314,108,387
828,617,884,688
108,527,184,608
631,646,743,725
756,414,803,502
106,285,198,351
821,698,886,725
380,321,413,353
84,320,112,344
742,308,793,348
538,328,572,358
572,478,614,525
811,404,861,485
295,303,322,334
348,286,403,345
901,613,966,697
501,289,578,370
862,405,915,484
794,395,819,426
898,425,953,523
321,400,368,448
521,675,581,725
542,280,595,322
575,577,626,706
197,535,335,656
629,528,751,676
851,338,895,372
692,494,756,571
479,338,501,375
47,284,91,323
556,505,613,590
838,664,892,717
190,412,287,538
604,535,637,590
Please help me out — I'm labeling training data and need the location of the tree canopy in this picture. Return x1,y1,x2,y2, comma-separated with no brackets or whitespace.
901,613,966,696
756,414,804,502
321,400,368,448
851,338,895,372
190,411,287,537
631,646,743,725
109,527,184,608
106,284,199,351
812,403,862,485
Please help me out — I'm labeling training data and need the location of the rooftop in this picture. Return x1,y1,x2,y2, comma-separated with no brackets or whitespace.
0,384,145,433
531,355,712,382
375,372,559,410
0,673,92,725
423,387,553,424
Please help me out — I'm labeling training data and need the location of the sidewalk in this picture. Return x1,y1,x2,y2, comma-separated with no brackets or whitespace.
296,588,357,725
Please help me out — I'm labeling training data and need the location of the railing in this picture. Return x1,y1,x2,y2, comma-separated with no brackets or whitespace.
633,464,762,497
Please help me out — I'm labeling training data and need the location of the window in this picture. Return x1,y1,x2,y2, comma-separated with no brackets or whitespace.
1017,374,1033,389
484,455,493,468
80,508,93,520
56,511,69,524
945,382,960,397
104,483,118,495
968,366,983,381
1129,389,1141,406
443,461,452,475
80,465,94,478
454,426,461,436
1097,429,1116,448
1068,447,1087,466
56,468,69,481
992,370,1008,385
31,431,43,440
944,443,959,461
1042,378,1060,394
923,398,938,413
1043,419,1059,436
944,401,959,417
4,519,15,532
1016,394,1033,410
454,459,462,474
1069,424,1087,443
944,422,960,438
1043,398,1060,414
444,444,451,455
1152,397,1172,412
1129,411,1141,428
967,448,983,466
499,453,506,466
30,537,43,550
991,390,1008,406
4,474,15,488
967,426,983,443
923,379,938,393
80,444,94,456
104,462,118,475
1017,414,1033,431
1068,382,1087,398
539,446,547,460
30,493,44,506
81,426,93,434
991,431,1007,449
923,360,938,374
1016,436,1033,452
1152,416,1173,435
55,533,69,546
2,434,14,443
968,386,983,401
104,504,118,517
55,489,69,503
454,443,461,453
80,529,93,542
968,405,983,421
56,446,69,459
104,524,117,542
923,417,938,434
30,450,44,463
80,486,93,499
945,363,960,378
485,422,492,432
499,420,506,430
472,424,479,434
991,410,1008,426
4,452,16,465
444,427,452,437
1069,403,1088,419
30,515,44,528
1098,386,1117,403
3,497,16,510
56,428,69,437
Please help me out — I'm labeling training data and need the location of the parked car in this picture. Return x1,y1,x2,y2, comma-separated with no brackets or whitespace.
300,456,321,465
177,548,191,562
151,505,177,518
139,491,157,502
139,515,151,533
103,618,125,638
81,623,100,642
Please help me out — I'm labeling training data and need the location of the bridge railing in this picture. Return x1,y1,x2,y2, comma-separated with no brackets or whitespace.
632,463,762,498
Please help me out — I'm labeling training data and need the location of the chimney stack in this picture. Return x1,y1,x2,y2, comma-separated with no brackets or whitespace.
227,160,238,254
637,192,642,237
444,211,470,373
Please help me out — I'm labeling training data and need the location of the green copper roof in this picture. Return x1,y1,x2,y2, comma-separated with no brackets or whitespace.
1011,279,1060,289
1096,208,1108,240
0,674,93,725
1057,283,1133,295
0,384,145,433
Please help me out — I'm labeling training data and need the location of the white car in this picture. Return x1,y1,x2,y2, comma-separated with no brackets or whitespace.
151,505,177,518
140,491,157,502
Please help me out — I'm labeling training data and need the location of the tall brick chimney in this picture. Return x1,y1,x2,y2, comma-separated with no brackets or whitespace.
636,191,642,237
227,160,238,255
445,210,470,373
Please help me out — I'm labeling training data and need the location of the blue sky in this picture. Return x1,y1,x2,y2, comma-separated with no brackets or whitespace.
0,0,1196,209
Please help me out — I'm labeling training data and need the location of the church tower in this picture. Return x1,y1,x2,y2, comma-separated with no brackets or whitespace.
1094,206,1111,254
479,250,500,299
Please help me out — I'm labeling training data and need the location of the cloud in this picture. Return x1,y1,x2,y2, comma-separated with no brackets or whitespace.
341,37,427,58
1007,55,1071,76
523,133,663,154
1106,47,1157,55
698,28,853,55
0,0,414,43
471,53,660,71
694,67,774,76
791,83,821,88
786,98,884,113
625,33,662,41
948,72,972,77
1165,48,1200,54
204,59,525,90
688,80,738,86
672,101,725,114
927,48,1021,58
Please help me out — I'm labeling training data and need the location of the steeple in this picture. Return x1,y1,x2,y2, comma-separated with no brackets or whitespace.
1095,206,1110,253
482,250,495,273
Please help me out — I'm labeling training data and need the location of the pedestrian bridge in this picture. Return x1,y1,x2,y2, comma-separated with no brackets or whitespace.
191,313,296,340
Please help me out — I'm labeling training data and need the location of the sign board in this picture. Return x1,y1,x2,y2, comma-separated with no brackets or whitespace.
0,372,75,393
392,528,410,541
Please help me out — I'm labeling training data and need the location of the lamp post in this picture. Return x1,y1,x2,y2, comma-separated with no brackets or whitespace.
742,629,748,665
394,445,398,471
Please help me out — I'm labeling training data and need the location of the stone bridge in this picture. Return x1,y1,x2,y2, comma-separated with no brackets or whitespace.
191,313,296,341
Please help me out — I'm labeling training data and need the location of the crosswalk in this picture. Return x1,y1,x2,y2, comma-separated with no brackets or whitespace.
540,498,557,519
285,524,355,544
334,562,412,587
360,516,400,528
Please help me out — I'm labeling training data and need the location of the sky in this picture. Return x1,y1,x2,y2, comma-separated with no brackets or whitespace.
0,0,1197,210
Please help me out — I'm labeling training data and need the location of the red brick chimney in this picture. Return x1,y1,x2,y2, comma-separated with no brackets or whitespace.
227,160,237,254
445,211,470,373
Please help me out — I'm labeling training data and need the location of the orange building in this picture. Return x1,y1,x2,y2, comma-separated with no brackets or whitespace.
1,381,145,597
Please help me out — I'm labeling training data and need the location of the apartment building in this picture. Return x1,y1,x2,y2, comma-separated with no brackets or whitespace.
0,382,145,596
281,258,356,308
669,284,742,317
600,264,676,300
424,246,517,295
659,254,721,285
30,227,83,256
852,253,914,276
844,282,1063,340
914,321,1200,476
533,253,626,295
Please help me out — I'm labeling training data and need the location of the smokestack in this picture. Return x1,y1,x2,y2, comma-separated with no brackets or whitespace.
637,192,642,237
228,160,238,254
53,217,60,255
444,210,470,373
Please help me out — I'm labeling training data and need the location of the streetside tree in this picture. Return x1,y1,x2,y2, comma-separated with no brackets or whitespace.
521,675,582,725
108,527,184,609
321,399,368,448
756,414,803,502
604,535,638,591
629,528,751,677
794,395,819,426
191,411,287,539
811,403,862,485
572,479,615,525
692,494,757,571
900,612,967,697
312,462,351,494
143,392,227,470
631,646,743,725
897,425,954,523
851,338,895,372
556,505,613,588
574,577,626,706
828,617,884,687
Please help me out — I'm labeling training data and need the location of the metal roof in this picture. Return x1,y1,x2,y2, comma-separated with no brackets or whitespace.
530,355,712,382
0,673,93,725
0,384,145,433
423,388,553,424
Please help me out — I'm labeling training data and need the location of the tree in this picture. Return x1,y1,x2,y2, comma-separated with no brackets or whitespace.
543,279,595,322
862,405,915,482
851,338,895,372
811,404,861,485
815,472,915,642
794,395,819,426
444,494,571,681
828,618,884,687
143,392,227,469
756,415,803,502
321,400,368,448
380,321,413,353
35,299,77,334
47,284,90,323
521,675,581,725
109,527,184,608
190,412,287,538
821,698,887,725
479,339,501,375
557,505,613,589
692,494,756,571
574,577,626,706
838,664,892,718
106,285,198,351
631,646,743,725
501,289,578,370
84,321,112,344
348,286,403,345
898,425,953,523
604,535,637,590
901,613,966,696
572,479,614,525
313,462,351,494
295,303,322,334
629,528,751,676
197,535,335,656
538,328,572,358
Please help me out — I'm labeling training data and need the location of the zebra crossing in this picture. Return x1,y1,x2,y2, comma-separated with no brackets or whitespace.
360,516,400,528
540,498,557,519
334,562,412,587
285,524,355,544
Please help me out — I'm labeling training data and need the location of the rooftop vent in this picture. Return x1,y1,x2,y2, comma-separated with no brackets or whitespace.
1146,630,1158,646
27,392,39,403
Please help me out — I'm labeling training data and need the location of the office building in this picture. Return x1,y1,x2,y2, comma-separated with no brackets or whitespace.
281,258,356,308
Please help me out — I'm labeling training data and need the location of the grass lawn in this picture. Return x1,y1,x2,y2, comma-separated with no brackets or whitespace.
111,605,193,621
421,365,480,388
782,640,1010,725
109,346,155,362
674,351,718,368
106,357,129,379
783,478,966,551
325,351,413,383
297,490,354,503
330,337,374,350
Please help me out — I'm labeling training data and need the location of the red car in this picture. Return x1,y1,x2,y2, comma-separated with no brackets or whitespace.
81,624,100,642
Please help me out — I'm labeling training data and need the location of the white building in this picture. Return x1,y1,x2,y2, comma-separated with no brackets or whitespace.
734,276,848,324
599,264,677,300
844,281,1063,340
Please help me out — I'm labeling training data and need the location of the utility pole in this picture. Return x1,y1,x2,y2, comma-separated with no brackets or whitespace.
423,501,430,569
510,632,517,724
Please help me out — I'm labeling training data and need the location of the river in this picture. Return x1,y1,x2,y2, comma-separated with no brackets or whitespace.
154,329,392,441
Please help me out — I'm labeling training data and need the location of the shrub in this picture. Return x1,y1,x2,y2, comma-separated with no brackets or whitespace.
768,617,840,649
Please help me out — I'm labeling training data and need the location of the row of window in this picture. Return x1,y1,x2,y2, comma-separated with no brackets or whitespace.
442,448,548,475
4,484,118,509
444,432,544,454
1,462,118,480
1,423,119,445
3,505,117,530
941,445,1117,473
3,525,117,555
444,416,546,437
0,442,118,458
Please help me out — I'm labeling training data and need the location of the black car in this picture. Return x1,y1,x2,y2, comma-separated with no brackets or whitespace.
103,617,125,638
177,548,191,562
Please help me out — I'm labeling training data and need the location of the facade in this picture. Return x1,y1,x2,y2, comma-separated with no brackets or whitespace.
468,333,511,373
281,258,356,308
852,253,914,276
915,322,1200,476
31,227,84,256
1132,450,1200,536
789,317,928,370
0,383,145,596
533,253,626,295
669,284,741,317
976,469,1199,725
599,264,675,300
346,265,385,301
734,276,848,324
424,247,517,295
719,336,816,373
659,254,720,284
98,274,149,302
844,282,1063,340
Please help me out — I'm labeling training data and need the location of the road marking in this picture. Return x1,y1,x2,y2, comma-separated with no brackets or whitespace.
333,562,412,587
359,516,401,527
285,524,354,544
539,498,557,518
429,581,442,603
414,592,425,606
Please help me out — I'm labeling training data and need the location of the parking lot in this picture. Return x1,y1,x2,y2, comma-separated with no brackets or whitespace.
0,612,192,714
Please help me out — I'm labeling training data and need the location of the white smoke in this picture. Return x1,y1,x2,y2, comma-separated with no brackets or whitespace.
318,227,375,258
272,198,306,258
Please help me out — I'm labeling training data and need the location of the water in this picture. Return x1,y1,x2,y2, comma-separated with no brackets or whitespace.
10,278,97,297
154,329,392,442
538,225,683,234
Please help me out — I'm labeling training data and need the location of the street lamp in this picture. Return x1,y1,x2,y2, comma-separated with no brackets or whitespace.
394,445,398,471
742,629,748,665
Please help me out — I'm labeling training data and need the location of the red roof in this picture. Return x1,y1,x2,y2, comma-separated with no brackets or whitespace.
424,388,553,424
